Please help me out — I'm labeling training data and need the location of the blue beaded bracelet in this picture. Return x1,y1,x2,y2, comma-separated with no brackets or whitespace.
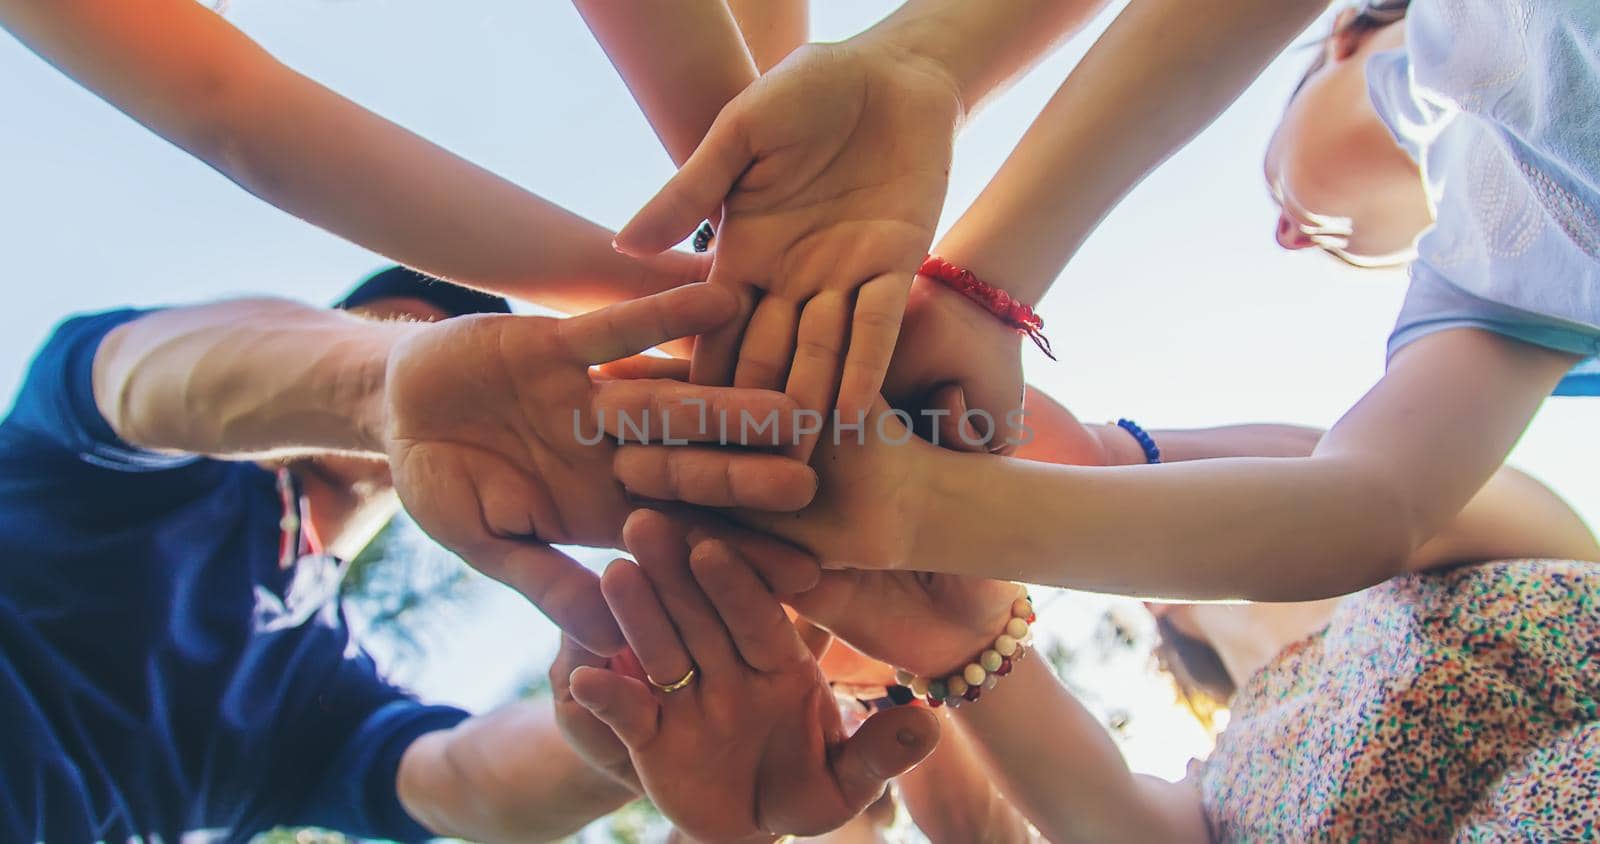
692,221,715,253
1116,418,1162,464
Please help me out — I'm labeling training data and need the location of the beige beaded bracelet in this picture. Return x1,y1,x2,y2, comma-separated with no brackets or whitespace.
891,586,1035,708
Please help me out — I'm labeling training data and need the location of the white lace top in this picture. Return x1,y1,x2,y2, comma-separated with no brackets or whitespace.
1373,0,1600,395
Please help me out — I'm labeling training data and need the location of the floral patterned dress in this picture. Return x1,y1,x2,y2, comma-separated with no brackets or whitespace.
1193,560,1599,842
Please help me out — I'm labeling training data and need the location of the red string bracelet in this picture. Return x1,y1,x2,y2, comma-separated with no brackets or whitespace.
919,256,1055,360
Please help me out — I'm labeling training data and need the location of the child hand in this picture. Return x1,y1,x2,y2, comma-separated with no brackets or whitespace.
614,396,942,572
787,567,1023,678
884,274,1027,452
613,43,963,460
569,511,940,841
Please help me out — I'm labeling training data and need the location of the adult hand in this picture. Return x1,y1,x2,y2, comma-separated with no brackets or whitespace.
613,42,963,459
568,511,940,841
550,635,641,790
381,283,816,654
883,275,1027,453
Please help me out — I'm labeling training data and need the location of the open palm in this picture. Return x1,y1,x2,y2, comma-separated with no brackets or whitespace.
570,512,938,841
382,284,788,654
615,43,962,459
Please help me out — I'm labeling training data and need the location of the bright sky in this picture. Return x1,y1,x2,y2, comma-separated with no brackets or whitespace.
4,0,1598,822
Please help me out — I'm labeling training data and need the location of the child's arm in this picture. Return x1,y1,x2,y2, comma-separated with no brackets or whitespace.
896,709,1039,843
726,0,809,72
909,329,1586,599
936,0,1334,306
886,0,1330,433
397,702,637,842
0,0,700,313
619,332,1591,600
1084,415,1600,572
951,655,1209,844
573,0,810,170
572,1,761,168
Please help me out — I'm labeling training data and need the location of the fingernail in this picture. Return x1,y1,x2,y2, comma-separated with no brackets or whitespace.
897,728,922,747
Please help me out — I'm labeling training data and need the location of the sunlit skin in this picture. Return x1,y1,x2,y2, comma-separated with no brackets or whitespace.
265,296,450,561
1263,11,1433,264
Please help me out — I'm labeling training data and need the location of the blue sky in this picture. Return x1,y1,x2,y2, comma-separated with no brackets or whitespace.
4,0,1597,786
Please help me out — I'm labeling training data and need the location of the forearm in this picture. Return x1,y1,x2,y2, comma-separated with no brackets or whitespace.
915,333,1575,599
92,299,409,458
935,0,1330,304
574,0,760,166
953,657,1206,843
1091,422,1325,466
2,0,683,312
921,449,1416,600
1106,423,1599,566
856,0,1109,117
898,710,1035,844
398,702,636,842
727,0,808,72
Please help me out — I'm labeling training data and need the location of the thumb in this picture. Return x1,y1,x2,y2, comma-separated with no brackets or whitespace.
569,665,662,749
830,705,940,810
929,384,984,453
615,111,752,256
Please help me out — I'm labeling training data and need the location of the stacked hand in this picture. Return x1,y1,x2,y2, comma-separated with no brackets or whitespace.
883,274,1028,452
614,42,963,458
615,393,937,573
380,283,819,654
567,510,940,841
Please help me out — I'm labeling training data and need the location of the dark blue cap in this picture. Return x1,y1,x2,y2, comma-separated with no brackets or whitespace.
336,266,512,317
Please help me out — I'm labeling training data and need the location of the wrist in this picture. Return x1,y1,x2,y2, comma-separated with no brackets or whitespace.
353,319,423,456
843,26,967,125
906,445,971,570
897,587,1035,709
948,645,1048,725
910,272,1028,351
1090,423,1151,467
929,229,1055,309
394,728,458,837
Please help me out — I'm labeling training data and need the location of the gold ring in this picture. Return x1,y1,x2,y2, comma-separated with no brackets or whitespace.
647,665,697,693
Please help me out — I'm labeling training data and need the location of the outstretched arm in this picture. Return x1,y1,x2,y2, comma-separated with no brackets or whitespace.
619,334,1594,601
727,0,808,72
911,330,1588,598
93,289,818,655
0,0,701,313
951,655,1209,843
574,0,810,169
573,1,761,168
936,0,1333,306
896,709,1039,843
397,702,636,843
887,0,1329,440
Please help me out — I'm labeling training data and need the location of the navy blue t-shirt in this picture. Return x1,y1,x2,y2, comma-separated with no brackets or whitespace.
0,309,468,842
